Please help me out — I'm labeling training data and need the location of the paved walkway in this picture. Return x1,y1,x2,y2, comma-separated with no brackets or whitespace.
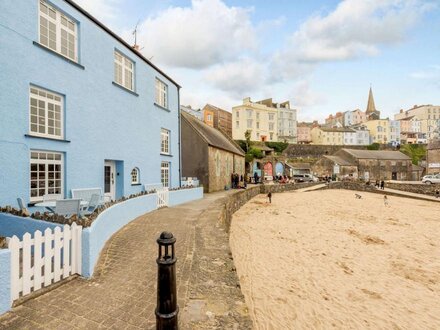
0,190,252,330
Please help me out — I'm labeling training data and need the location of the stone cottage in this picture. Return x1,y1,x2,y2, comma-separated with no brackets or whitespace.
313,149,412,181
181,112,245,192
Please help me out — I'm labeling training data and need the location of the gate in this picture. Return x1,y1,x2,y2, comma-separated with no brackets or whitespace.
8,223,82,301
157,188,169,208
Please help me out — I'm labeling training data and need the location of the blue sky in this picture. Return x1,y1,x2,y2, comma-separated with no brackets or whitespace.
76,0,440,122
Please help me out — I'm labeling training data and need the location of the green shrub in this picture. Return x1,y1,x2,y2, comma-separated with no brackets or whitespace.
367,143,380,150
265,142,289,154
249,147,264,159
399,144,426,165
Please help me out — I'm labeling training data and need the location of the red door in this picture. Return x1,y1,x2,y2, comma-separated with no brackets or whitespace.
264,162,273,176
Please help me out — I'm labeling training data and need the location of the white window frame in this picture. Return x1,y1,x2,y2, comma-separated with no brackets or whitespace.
161,128,170,154
131,167,140,184
114,50,134,91
29,86,64,139
39,0,78,62
161,162,170,188
155,78,168,108
30,150,63,202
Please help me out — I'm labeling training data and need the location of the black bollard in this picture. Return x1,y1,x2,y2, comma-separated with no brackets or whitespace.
156,232,178,330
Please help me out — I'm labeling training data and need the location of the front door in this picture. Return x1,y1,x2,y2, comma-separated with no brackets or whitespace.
392,172,397,180
104,161,116,201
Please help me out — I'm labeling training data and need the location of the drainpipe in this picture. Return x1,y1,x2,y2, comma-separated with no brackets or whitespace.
177,87,182,188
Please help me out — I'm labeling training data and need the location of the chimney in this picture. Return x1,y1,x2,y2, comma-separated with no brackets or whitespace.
400,109,403,113
133,44,140,51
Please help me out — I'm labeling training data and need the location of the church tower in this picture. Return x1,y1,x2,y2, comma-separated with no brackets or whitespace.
365,87,380,120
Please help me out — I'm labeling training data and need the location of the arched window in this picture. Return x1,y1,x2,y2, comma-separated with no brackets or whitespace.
131,167,139,184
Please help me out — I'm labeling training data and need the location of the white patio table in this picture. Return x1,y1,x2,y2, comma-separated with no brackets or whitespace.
34,200,88,213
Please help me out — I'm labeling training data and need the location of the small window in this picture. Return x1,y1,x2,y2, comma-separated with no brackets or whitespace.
114,51,134,91
161,129,170,154
29,86,63,139
235,121,239,129
131,168,139,184
155,78,168,108
236,111,239,118
247,119,253,128
207,114,212,121
39,1,78,62
161,162,170,187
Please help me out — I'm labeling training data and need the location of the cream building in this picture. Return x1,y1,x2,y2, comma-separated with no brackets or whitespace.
394,105,440,141
363,119,400,145
310,127,356,145
232,97,297,142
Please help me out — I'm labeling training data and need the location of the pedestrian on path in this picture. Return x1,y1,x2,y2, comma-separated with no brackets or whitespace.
267,192,272,203
380,180,385,190
384,195,389,206
436,189,439,198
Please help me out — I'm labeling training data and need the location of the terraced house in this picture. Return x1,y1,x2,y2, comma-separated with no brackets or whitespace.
0,0,181,207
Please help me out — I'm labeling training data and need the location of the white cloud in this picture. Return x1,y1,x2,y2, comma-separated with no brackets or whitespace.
292,0,429,62
410,65,440,80
132,0,257,69
270,0,432,82
204,58,266,97
291,80,326,108
74,0,120,22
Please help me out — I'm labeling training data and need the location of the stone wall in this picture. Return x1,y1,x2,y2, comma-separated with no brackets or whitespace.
283,144,394,159
208,146,245,193
220,182,319,232
385,182,439,196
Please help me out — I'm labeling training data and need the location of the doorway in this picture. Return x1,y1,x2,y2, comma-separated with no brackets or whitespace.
104,160,116,201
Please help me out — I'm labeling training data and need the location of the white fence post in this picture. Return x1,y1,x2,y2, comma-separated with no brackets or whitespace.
8,223,83,302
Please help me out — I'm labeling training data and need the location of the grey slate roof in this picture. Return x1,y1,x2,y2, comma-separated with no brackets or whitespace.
182,112,244,156
324,155,355,166
341,149,410,160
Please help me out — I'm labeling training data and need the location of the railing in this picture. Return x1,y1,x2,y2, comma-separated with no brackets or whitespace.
8,223,82,302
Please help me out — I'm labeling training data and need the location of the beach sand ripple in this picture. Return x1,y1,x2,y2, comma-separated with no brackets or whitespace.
230,190,440,329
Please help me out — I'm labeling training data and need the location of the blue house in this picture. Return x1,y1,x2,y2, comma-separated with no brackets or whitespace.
0,0,181,207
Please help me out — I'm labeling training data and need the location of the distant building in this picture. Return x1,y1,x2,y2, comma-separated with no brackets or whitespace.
297,122,315,144
398,116,424,144
181,105,203,121
344,109,367,126
325,112,344,127
313,149,412,181
363,119,400,146
202,104,232,138
365,87,381,120
310,127,356,145
350,125,370,145
181,112,245,192
427,139,440,174
232,97,297,143
394,105,440,141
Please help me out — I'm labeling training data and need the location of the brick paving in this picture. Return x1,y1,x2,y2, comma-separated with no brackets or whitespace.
0,190,252,330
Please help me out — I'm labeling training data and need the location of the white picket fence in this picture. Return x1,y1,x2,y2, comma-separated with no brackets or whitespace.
157,188,169,208
8,223,82,302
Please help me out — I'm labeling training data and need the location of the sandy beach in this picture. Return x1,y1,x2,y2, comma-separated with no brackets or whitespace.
230,190,440,329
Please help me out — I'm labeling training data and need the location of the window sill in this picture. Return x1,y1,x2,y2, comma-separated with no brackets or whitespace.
33,42,85,70
131,183,142,186
112,82,139,96
160,153,173,157
25,134,71,143
154,103,170,112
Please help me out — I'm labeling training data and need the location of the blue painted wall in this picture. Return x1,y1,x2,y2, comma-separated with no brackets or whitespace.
0,249,11,315
0,213,61,239
0,0,181,207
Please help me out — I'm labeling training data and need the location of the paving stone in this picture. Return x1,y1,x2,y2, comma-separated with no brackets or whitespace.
0,190,252,329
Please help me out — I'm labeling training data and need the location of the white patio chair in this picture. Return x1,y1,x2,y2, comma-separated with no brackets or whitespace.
81,194,100,215
17,197,25,210
43,194,61,202
55,199,81,218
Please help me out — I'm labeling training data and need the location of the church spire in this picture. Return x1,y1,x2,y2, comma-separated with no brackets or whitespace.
366,87,376,114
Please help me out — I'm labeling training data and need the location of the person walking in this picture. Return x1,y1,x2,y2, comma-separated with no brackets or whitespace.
267,192,272,203
254,172,258,184
384,195,389,206
380,180,385,190
436,189,439,199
